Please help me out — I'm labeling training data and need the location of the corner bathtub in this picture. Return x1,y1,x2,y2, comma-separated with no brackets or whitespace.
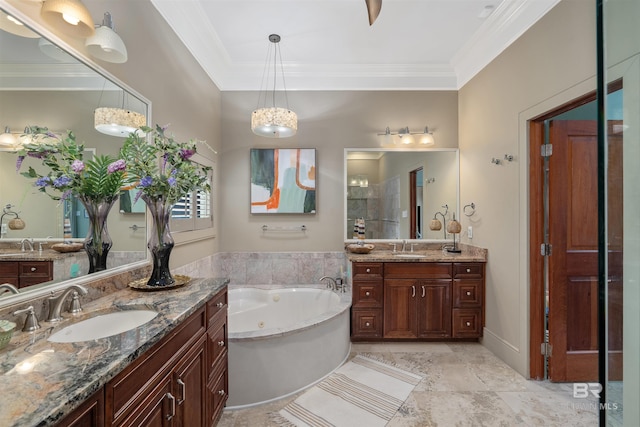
226,286,351,408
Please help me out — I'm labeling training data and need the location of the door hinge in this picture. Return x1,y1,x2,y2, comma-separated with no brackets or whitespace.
540,243,553,256
541,144,553,157
541,342,553,357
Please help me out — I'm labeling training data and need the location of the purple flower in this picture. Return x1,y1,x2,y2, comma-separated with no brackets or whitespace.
71,160,85,173
27,151,48,159
53,176,72,188
168,176,177,187
180,149,195,160
60,189,72,201
35,176,51,187
107,159,126,173
140,176,153,187
16,156,25,172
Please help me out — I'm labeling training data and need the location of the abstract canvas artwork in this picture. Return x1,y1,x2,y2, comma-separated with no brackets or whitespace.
250,148,316,214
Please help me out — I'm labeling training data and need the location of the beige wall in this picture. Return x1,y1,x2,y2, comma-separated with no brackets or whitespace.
219,90,458,251
458,0,596,375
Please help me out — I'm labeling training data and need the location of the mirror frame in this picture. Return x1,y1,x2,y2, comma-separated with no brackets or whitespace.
344,147,460,242
0,2,151,309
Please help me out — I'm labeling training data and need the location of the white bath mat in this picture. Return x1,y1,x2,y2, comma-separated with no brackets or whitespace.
277,355,423,427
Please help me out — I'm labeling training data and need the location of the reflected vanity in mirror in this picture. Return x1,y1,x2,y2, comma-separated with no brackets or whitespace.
345,149,459,240
0,5,150,302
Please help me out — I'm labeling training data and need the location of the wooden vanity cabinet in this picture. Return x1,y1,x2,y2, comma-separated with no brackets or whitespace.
0,260,53,288
350,262,384,339
351,261,485,341
55,287,228,427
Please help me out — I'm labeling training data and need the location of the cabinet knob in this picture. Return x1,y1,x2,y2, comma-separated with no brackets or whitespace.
218,340,225,347
466,321,471,327
365,322,371,327
216,302,224,308
365,291,371,296
466,291,472,296
366,268,371,273
31,267,37,272
466,268,471,273
218,390,226,396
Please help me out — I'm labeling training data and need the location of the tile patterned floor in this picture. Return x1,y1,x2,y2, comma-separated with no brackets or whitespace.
219,342,613,426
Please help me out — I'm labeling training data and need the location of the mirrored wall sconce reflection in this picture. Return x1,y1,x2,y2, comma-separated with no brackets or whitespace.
0,10,39,38
348,175,369,188
378,126,435,146
425,177,436,184
0,126,62,151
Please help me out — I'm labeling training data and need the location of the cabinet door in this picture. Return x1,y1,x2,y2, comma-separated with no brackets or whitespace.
117,376,173,427
383,279,418,338
56,389,104,427
417,280,451,338
174,335,207,427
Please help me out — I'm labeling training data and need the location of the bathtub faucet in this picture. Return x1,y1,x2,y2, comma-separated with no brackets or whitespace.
319,276,337,291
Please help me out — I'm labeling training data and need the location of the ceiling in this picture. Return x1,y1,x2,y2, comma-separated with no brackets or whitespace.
150,0,560,91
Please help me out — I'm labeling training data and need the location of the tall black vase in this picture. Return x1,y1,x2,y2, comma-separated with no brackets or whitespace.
79,196,116,274
142,194,175,287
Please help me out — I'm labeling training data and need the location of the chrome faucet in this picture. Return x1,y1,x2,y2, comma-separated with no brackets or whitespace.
46,285,88,322
13,305,40,332
319,276,337,291
20,238,34,252
401,239,407,252
0,283,19,295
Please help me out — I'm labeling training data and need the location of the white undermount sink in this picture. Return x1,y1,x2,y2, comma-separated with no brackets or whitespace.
393,253,427,258
48,310,158,343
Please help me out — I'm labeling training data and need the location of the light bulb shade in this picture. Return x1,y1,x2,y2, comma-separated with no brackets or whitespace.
95,107,146,137
446,219,462,234
0,11,39,38
41,0,95,38
251,107,297,138
419,132,435,145
429,218,442,231
38,37,73,61
85,25,127,63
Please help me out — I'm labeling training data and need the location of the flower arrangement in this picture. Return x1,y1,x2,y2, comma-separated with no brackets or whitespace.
16,126,126,203
120,124,211,205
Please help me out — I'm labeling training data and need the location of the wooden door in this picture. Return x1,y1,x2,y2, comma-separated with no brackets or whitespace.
547,120,623,382
417,280,451,338
383,278,418,338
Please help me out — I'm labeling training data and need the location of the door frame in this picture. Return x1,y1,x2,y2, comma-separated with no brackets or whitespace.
529,80,622,380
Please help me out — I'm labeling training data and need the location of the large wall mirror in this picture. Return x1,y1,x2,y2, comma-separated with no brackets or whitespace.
0,5,150,305
345,148,459,241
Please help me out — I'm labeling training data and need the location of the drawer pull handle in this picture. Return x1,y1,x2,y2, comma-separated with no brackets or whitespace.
218,340,225,347
218,390,226,396
365,322,371,327
217,302,224,308
177,379,186,404
31,267,37,272
166,392,176,420
466,291,472,296
365,291,371,296
421,285,425,298
366,268,371,273
466,321,471,327
412,285,416,298
466,268,471,273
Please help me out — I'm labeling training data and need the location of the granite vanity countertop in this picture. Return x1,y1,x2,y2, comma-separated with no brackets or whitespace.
346,243,487,263
0,276,229,427
0,248,81,262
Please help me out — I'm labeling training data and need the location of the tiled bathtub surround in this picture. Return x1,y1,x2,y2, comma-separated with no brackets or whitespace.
212,252,347,286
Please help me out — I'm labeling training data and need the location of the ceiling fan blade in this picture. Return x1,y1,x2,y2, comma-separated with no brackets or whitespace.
365,0,382,25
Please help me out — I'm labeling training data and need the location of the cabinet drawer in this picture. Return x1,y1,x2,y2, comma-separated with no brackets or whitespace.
352,262,383,279
0,262,19,276
207,289,227,329
207,320,227,371
452,308,482,338
208,360,228,425
453,263,484,278
20,261,52,277
352,282,383,308
351,309,383,338
453,280,483,307
385,262,452,279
